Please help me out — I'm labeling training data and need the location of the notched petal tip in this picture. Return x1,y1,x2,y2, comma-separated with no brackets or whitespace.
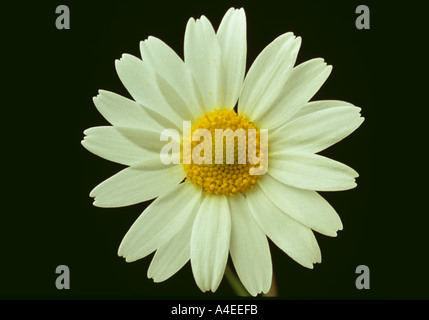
80,139,89,151
196,14,209,23
323,226,342,237
115,53,137,67
151,277,163,284
307,258,322,269
89,186,97,198
92,96,99,105
114,59,121,70
332,220,344,236
92,198,124,209
230,7,245,17
125,53,135,62
352,106,362,114
186,17,196,26
224,7,235,14
147,265,166,283
311,58,330,70
139,36,157,50
141,36,152,44
82,128,91,136
280,31,296,41
95,89,108,98
125,256,137,263
249,291,259,297
312,57,325,63
117,243,126,257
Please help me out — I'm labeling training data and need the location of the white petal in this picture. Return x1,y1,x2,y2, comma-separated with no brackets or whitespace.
115,54,184,129
190,195,231,292
147,211,195,282
90,163,186,208
270,106,364,153
228,194,272,296
82,126,165,166
217,7,247,109
239,33,301,122
258,58,332,129
291,99,357,120
118,181,201,262
140,36,204,120
247,185,321,268
268,151,358,191
92,90,165,131
258,174,343,236
184,15,221,112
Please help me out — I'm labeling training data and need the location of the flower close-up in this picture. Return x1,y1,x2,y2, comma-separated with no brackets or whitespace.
82,7,364,296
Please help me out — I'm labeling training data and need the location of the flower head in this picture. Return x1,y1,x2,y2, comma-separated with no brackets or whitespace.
82,7,364,296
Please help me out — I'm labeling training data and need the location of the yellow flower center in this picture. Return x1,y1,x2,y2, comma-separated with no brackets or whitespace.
183,108,265,196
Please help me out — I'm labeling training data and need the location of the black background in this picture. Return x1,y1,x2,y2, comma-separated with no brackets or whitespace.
1,0,428,300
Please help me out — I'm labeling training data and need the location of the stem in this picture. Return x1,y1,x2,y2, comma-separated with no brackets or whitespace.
224,264,250,297
224,264,279,297
262,272,278,297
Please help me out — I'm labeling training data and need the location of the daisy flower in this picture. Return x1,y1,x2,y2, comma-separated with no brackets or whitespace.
82,7,364,296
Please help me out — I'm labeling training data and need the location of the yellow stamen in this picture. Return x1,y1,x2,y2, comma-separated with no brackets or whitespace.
183,108,265,196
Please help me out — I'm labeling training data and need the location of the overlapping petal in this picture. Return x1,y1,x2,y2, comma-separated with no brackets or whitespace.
115,53,185,130
118,181,202,262
270,106,364,153
184,15,221,112
239,33,301,122
268,151,359,191
258,58,332,129
89,163,185,208
140,36,204,120
93,90,165,130
290,99,356,120
147,212,195,282
228,194,272,296
82,126,172,166
258,174,342,236
216,7,247,109
190,195,231,292
247,185,321,268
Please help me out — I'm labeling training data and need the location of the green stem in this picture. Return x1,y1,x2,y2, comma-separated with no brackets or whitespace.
224,264,279,297
224,264,250,297
262,272,278,297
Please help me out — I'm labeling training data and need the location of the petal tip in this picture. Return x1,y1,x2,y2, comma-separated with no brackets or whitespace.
82,127,92,136
125,256,135,263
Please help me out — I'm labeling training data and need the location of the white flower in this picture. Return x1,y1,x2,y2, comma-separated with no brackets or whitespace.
82,7,364,296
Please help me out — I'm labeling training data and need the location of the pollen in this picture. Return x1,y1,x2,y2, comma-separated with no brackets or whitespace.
183,108,266,196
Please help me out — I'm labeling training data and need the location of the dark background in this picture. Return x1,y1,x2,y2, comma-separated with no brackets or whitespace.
1,0,427,299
